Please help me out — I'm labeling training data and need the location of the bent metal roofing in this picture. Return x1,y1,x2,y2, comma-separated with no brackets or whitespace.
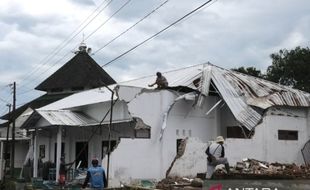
28,63,310,130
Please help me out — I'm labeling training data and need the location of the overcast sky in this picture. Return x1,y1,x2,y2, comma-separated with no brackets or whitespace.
0,0,309,115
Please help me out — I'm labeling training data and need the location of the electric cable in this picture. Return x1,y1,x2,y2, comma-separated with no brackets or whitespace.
18,0,131,93
18,0,114,89
101,0,214,67
93,0,169,54
84,0,132,41
0,97,10,104
67,95,118,171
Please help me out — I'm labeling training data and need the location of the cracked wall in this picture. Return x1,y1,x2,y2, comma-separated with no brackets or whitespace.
108,86,219,186
225,107,309,165
107,85,309,186
167,137,209,178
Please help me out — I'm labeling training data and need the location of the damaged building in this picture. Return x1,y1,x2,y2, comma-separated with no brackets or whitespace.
20,63,310,186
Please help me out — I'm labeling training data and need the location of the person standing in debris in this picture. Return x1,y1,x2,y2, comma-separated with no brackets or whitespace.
205,136,230,179
82,158,107,190
148,72,168,89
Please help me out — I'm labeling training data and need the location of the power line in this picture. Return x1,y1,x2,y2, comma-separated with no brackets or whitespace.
0,84,10,103
85,0,132,41
102,0,215,67
0,97,10,104
93,0,170,54
0,106,9,116
18,0,132,92
18,0,114,89
0,84,9,91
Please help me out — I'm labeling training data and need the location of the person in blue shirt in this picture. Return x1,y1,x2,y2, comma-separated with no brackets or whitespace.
82,158,107,190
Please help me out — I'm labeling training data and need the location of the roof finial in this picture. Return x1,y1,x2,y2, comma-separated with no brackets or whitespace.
77,33,88,53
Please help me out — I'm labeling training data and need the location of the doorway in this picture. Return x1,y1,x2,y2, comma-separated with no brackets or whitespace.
75,142,88,169
54,143,65,163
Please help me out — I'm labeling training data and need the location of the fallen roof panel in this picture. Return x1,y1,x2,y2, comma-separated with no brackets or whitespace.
34,63,310,130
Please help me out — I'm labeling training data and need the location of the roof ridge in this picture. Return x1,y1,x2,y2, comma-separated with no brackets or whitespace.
119,63,204,84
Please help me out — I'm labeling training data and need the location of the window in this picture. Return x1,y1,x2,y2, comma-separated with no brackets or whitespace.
135,128,150,138
278,130,298,140
54,143,65,163
227,126,252,138
76,142,88,168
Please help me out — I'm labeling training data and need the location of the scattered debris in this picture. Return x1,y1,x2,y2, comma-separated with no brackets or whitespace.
190,178,203,187
156,159,310,189
213,158,310,179
156,177,192,189
156,175,206,190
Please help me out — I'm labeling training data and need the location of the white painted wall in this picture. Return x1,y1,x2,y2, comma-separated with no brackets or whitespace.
0,127,9,138
15,140,29,168
36,128,56,163
109,90,178,186
226,107,309,165
34,121,136,169
30,87,310,186
81,101,131,123
108,89,220,186
161,95,219,177
168,107,310,177
220,105,240,137
168,137,208,177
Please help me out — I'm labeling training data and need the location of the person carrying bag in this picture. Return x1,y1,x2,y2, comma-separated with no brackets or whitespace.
205,136,230,179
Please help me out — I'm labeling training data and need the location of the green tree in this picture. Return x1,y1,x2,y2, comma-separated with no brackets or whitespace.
232,66,264,78
266,46,310,92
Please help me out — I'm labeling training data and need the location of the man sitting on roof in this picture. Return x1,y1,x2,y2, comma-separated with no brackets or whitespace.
148,72,168,89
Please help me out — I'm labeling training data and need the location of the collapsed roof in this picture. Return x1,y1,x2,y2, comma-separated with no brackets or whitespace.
23,63,310,130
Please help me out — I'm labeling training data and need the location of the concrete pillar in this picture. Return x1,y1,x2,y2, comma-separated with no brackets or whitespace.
56,126,62,182
33,130,38,177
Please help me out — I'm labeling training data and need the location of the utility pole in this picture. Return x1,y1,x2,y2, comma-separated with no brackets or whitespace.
10,82,16,177
106,90,114,187
4,104,11,176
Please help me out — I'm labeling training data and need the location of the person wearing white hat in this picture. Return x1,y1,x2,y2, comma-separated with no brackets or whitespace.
205,136,230,179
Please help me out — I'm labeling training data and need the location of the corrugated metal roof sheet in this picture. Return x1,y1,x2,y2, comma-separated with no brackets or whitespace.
225,69,310,108
211,67,262,129
35,63,310,129
210,65,310,129
37,110,98,126
39,85,116,110
119,64,203,89
38,65,204,111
